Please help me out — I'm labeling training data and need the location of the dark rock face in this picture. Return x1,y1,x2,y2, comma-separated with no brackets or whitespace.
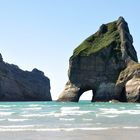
0,54,52,101
0,54,3,62
58,17,140,102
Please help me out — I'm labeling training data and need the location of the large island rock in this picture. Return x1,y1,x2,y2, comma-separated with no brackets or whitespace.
0,54,52,101
58,17,140,102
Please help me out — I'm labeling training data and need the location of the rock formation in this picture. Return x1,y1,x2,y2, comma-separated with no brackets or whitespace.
58,17,140,102
0,54,52,101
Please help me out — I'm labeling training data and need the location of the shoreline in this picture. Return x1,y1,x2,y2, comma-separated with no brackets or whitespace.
0,128,140,140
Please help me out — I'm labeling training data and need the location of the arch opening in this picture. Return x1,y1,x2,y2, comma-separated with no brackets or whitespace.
78,89,94,102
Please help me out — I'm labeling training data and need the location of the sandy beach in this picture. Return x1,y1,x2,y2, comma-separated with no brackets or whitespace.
0,129,140,140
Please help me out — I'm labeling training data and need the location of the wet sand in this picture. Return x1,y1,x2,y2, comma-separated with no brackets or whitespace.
0,129,140,140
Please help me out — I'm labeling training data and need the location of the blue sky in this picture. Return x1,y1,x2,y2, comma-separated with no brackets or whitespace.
0,0,140,100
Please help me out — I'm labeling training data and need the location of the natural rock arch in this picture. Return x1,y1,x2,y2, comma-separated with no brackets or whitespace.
77,90,94,101
58,17,140,102
76,88,95,102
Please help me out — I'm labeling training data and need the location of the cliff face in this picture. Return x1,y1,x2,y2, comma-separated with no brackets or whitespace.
0,54,52,101
58,17,140,102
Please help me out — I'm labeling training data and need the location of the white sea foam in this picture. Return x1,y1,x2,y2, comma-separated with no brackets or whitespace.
21,114,47,117
119,107,126,109
60,110,93,116
59,118,75,121
0,105,10,108
51,105,61,107
39,110,93,118
0,127,113,132
123,126,140,129
96,114,118,118
21,107,42,111
21,112,65,117
83,118,93,121
0,125,34,128
104,115,119,118
0,112,14,116
0,119,5,121
50,112,67,117
28,104,40,107
0,105,17,108
99,108,140,115
8,118,29,122
60,107,80,111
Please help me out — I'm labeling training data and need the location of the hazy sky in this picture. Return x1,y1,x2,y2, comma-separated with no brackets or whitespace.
0,0,140,100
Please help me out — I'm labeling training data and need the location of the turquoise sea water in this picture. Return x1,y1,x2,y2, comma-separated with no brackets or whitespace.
0,101,140,131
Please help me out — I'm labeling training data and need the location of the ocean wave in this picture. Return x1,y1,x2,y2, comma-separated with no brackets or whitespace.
0,105,11,108
20,112,67,118
59,118,75,121
96,114,119,118
55,111,92,117
0,112,14,116
31,110,93,118
123,126,140,129
103,115,118,118
8,118,29,122
119,107,126,109
0,126,139,132
60,107,80,111
0,125,34,128
21,114,47,117
0,127,113,132
0,119,5,121
82,118,93,121
0,108,11,111
48,112,67,117
0,105,17,107
99,108,140,115
28,104,40,107
60,110,93,116
21,107,42,111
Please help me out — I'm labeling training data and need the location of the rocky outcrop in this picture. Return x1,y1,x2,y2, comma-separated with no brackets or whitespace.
117,62,140,102
58,17,140,102
0,54,52,101
125,78,140,102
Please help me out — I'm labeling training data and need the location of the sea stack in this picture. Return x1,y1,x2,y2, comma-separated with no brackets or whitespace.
58,17,140,102
0,54,52,101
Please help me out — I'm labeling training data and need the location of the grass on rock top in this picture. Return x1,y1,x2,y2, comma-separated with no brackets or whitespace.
72,21,120,58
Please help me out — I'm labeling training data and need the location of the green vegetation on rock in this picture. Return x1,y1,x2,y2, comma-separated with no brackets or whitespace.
72,21,120,58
